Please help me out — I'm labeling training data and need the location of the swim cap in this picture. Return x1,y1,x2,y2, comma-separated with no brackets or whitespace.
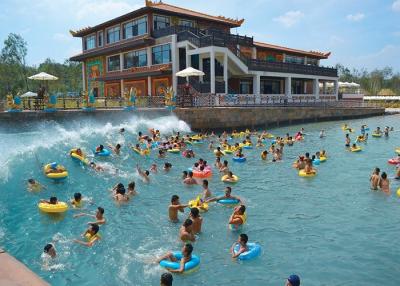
288,274,300,286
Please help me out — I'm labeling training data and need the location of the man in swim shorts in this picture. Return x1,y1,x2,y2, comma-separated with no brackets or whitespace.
230,233,248,258
179,219,195,243
201,180,212,200
370,167,380,190
189,208,203,234
229,205,246,229
207,186,242,203
157,243,194,274
169,195,188,222
73,207,106,225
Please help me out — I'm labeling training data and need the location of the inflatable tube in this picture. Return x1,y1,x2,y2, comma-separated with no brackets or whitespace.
191,135,202,140
132,148,150,156
188,198,209,212
242,145,253,150
298,169,316,177
43,163,68,180
192,169,212,178
221,175,239,183
184,141,193,145
223,149,233,154
95,148,111,157
38,202,68,213
388,158,400,165
312,159,320,165
232,157,246,163
217,198,240,205
159,252,200,273
372,133,382,138
70,149,89,165
397,188,400,197
319,156,327,162
192,141,203,145
350,147,362,152
233,242,261,261
395,148,400,155
167,149,180,154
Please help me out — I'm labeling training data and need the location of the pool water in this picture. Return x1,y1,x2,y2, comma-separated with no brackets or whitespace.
0,113,399,286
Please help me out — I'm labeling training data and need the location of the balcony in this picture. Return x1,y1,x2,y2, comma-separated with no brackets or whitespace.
248,60,338,77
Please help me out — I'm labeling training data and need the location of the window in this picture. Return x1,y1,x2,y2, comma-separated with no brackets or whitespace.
306,58,318,66
179,19,194,27
123,49,147,69
285,55,305,65
153,15,170,30
84,35,96,50
107,55,120,72
239,80,252,94
152,44,171,64
98,32,103,47
123,16,148,39
107,26,120,44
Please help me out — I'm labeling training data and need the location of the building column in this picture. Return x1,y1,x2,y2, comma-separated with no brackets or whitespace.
223,52,228,94
334,80,339,100
252,47,257,60
120,79,124,97
120,54,123,71
313,78,320,100
148,76,152,96
253,74,260,95
82,62,86,92
147,46,152,66
185,44,191,68
285,77,292,99
322,81,327,94
171,35,178,93
210,49,216,94
199,54,203,82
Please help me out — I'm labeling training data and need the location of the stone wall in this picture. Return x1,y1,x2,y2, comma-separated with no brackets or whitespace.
173,107,385,131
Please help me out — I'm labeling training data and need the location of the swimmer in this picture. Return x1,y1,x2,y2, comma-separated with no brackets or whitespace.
95,144,104,153
179,219,195,243
345,134,350,147
182,171,188,180
207,186,242,203
119,128,125,134
150,164,158,173
73,223,100,247
43,243,56,259
71,192,83,208
223,171,236,183
108,143,121,155
27,178,45,192
209,141,214,150
261,150,268,160
73,148,83,156
286,274,301,286
396,165,400,180
157,243,194,274
137,165,150,183
219,160,230,174
160,273,173,286
214,147,224,158
164,162,172,172
169,195,188,222
319,129,325,138
114,183,129,202
89,162,104,172
370,167,380,190
40,196,58,205
127,181,137,197
378,172,390,194
183,172,197,185
189,208,203,234
158,149,166,158
73,207,106,225
201,180,212,200
230,233,248,259
304,159,315,174
229,205,246,229
45,162,65,174
215,157,223,169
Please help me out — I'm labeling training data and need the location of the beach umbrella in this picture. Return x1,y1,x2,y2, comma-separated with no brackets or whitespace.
20,91,38,98
28,72,58,81
350,82,360,87
175,67,205,77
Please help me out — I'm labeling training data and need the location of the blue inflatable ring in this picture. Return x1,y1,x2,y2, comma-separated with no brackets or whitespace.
95,148,111,157
233,242,261,261
159,252,200,272
312,159,320,165
217,198,240,205
242,145,253,150
232,157,246,163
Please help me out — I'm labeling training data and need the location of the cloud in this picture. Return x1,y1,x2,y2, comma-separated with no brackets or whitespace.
346,13,365,22
75,0,141,20
392,0,400,12
273,11,304,28
53,33,72,43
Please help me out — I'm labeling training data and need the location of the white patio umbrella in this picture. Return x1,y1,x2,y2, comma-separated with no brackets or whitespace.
175,67,205,77
350,82,360,87
20,91,38,98
28,72,58,81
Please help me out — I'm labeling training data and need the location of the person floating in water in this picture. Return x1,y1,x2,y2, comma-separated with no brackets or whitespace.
95,144,104,153
40,196,58,205
286,274,301,286
179,219,195,243
89,162,105,172
228,205,246,230
370,167,380,190
169,195,188,222
230,233,248,259
112,183,130,202
157,243,194,274
27,178,45,192
137,165,150,183
345,134,351,147
73,207,106,225
73,223,101,247
207,186,242,203
108,143,121,155
319,130,325,138
43,243,56,259
71,192,83,208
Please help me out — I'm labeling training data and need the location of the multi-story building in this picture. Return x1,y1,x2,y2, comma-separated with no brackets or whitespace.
70,0,339,101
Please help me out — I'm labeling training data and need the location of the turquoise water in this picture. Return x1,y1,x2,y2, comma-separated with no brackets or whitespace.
0,113,399,286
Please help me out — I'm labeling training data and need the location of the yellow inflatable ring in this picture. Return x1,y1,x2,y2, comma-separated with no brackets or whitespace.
319,156,327,162
188,198,209,213
38,202,68,213
44,164,68,180
221,175,239,183
167,149,180,154
224,149,233,154
298,169,317,177
350,147,362,152
70,149,89,165
397,188,400,197
395,148,400,155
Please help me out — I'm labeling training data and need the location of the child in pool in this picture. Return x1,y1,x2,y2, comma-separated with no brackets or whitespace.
183,172,197,185
304,159,315,174
114,184,129,202
163,162,172,172
215,157,223,169
169,195,188,222
201,180,212,200
379,172,390,194
396,165,400,179
157,244,194,274
150,164,158,173
127,181,137,197
219,160,230,174
224,171,236,182
95,144,104,153
231,233,249,259
179,219,195,243
43,243,56,259
74,207,106,225
158,149,166,158
370,167,380,190
108,143,121,155
137,165,150,183
73,223,100,247
261,151,268,160
27,178,45,192
235,148,244,158
71,192,83,208
189,208,203,234
40,196,58,205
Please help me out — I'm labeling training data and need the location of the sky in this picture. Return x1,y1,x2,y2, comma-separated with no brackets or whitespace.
0,0,399,72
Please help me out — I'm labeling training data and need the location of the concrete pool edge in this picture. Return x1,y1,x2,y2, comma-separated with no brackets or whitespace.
0,249,50,286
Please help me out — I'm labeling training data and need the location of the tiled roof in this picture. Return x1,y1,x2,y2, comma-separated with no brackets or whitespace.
254,41,331,59
145,0,244,27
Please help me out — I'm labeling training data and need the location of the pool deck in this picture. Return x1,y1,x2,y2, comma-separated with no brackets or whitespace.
0,249,49,286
